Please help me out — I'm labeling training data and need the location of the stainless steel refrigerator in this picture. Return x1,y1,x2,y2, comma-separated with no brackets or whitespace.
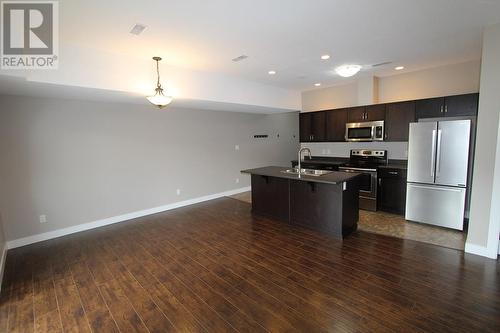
406,119,471,230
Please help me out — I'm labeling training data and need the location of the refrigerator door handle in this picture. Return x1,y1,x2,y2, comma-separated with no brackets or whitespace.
431,129,437,178
407,184,464,192
436,129,442,175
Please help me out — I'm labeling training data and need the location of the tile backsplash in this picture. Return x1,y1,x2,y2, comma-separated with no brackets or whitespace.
300,142,409,160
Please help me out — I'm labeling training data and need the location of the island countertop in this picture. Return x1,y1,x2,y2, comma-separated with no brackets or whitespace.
241,166,360,185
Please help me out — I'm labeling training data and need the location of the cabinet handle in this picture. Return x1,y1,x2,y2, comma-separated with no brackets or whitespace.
388,171,398,175
378,179,381,186
440,105,444,113
444,105,448,113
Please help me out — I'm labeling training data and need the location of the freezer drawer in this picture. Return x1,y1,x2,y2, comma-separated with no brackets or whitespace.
405,183,466,230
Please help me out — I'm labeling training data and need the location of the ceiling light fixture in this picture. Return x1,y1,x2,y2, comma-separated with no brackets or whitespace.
314,83,321,87
268,70,276,75
146,57,173,109
335,64,362,77
320,55,330,60
395,66,405,70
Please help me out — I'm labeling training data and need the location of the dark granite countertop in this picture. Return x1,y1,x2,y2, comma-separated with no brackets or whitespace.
291,156,349,166
291,156,408,170
378,160,408,170
241,166,360,185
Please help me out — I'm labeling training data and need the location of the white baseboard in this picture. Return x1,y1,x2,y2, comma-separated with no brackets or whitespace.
0,243,7,292
6,186,251,250
464,242,498,259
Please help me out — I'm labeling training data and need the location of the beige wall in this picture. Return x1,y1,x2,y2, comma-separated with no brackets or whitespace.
378,60,481,103
0,95,299,242
301,60,480,112
301,82,358,112
466,23,500,259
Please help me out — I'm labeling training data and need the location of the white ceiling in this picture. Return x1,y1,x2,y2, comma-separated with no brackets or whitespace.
58,0,500,90
1,0,500,111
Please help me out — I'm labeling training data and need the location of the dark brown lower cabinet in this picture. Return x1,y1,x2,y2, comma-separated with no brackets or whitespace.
289,178,359,239
251,175,289,222
377,168,407,215
251,175,359,239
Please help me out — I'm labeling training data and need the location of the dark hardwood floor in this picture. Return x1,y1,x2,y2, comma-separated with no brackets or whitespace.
0,197,499,332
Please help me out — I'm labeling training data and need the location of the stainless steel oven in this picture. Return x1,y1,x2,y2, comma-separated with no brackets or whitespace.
338,166,378,211
345,120,384,142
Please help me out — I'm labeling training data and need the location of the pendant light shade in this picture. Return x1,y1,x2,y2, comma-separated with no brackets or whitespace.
147,56,173,108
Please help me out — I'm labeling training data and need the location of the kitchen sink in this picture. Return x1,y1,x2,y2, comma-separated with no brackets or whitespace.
281,168,333,176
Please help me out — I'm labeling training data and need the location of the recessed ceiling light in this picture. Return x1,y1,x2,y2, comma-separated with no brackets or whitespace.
130,23,147,35
314,83,321,87
395,66,405,70
335,64,362,77
320,54,330,60
268,70,276,75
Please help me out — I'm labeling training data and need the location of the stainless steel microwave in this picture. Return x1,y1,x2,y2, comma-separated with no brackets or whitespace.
345,120,384,142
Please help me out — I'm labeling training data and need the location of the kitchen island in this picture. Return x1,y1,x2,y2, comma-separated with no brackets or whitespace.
241,166,360,239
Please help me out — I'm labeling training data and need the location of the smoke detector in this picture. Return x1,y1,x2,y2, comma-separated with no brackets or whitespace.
130,24,147,35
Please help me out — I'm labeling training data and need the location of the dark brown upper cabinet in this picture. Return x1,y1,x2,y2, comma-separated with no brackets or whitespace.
347,107,366,122
416,97,445,119
347,105,385,122
299,112,326,142
301,92,478,143
365,104,386,121
444,93,478,117
416,93,478,119
299,113,312,142
326,108,348,142
385,101,416,142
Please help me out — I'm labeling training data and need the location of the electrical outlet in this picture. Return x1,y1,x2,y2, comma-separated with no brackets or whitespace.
39,215,47,223
235,145,240,151
176,189,181,196
235,178,240,184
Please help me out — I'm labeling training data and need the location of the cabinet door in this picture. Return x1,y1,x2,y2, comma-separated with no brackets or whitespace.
251,175,289,222
416,97,445,119
365,104,386,121
444,93,478,117
299,113,312,142
347,106,366,122
310,111,326,141
385,101,416,141
326,108,348,141
378,169,407,215
289,180,343,238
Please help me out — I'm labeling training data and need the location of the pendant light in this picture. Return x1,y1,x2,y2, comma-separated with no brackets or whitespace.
146,56,173,108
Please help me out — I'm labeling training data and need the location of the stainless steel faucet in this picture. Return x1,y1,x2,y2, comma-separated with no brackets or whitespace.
297,147,311,176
